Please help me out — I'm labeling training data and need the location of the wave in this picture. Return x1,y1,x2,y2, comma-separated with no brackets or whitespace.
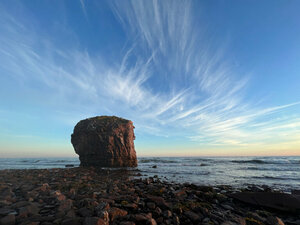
139,159,178,164
251,176,300,181
231,159,266,164
140,170,210,176
245,167,300,172
19,160,40,163
232,159,300,165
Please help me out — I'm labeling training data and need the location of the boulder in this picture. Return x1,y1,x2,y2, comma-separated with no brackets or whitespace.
229,192,300,213
71,116,137,167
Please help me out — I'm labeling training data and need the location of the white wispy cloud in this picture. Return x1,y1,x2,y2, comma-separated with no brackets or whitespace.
0,0,299,152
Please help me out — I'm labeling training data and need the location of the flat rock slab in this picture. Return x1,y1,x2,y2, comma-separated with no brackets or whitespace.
229,192,300,213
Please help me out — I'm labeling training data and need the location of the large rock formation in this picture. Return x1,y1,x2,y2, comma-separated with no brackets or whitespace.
71,116,137,167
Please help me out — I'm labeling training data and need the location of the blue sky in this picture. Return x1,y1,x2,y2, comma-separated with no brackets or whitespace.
0,0,300,157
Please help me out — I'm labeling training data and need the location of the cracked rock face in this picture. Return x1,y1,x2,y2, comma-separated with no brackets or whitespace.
71,116,137,167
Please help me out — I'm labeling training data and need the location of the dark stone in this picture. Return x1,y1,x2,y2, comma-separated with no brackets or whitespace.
61,218,82,225
71,116,137,167
77,207,93,217
229,192,300,213
65,164,74,168
266,216,285,225
184,210,202,222
108,207,128,221
0,214,15,225
83,217,108,225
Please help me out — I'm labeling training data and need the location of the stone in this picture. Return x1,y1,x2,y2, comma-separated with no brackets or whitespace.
291,189,300,195
147,202,156,210
221,222,239,225
66,209,76,218
18,203,39,218
222,204,234,211
0,214,15,225
61,218,82,225
71,116,137,167
83,217,108,225
120,222,136,225
77,207,93,217
154,207,162,216
147,218,157,225
53,190,66,201
26,222,40,225
147,196,169,209
108,207,128,221
0,208,16,216
58,199,73,212
184,211,202,222
245,217,264,225
229,192,300,212
96,210,109,223
134,213,152,222
163,210,172,218
266,216,285,225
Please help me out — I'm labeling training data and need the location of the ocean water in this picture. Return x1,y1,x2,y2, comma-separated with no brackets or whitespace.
0,156,299,191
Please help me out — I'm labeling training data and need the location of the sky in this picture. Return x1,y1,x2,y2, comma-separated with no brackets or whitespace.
0,0,300,157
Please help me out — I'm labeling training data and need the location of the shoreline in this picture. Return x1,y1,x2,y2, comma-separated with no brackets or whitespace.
0,167,299,225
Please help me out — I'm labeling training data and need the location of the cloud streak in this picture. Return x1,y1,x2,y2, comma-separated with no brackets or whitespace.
0,0,299,153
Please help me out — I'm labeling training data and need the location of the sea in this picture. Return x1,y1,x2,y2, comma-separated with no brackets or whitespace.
0,156,299,192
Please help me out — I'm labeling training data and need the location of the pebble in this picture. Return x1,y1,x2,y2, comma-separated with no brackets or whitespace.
0,168,298,225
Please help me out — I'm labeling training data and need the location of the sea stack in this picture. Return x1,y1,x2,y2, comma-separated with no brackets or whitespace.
71,116,137,167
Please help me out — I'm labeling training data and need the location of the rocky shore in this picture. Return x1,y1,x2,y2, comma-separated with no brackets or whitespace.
0,168,299,225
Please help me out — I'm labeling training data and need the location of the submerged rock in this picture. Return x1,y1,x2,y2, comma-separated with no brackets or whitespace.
71,116,137,167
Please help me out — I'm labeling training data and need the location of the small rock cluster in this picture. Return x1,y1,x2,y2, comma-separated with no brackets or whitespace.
0,168,299,225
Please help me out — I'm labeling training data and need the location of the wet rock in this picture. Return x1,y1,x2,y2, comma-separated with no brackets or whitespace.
18,203,39,218
291,190,300,195
153,207,162,217
266,216,285,225
173,215,180,225
77,207,93,217
71,116,137,167
61,217,82,225
147,218,157,225
53,190,66,201
58,199,73,212
108,207,128,221
173,189,187,197
120,221,136,225
245,217,264,225
229,192,300,212
65,209,76,218
147,196,169,209
0,214,15,225
221,221,240,225
184,210,202,222
96,210,109,224
134,213,152,222
83,217,108,225
11,201,29,209
0,208,16,216
65,165,74,168
222,204,234,211
163,210,172,218
147,202,156,210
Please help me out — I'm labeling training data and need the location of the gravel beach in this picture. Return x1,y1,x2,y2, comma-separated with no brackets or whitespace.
0,167,299,225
